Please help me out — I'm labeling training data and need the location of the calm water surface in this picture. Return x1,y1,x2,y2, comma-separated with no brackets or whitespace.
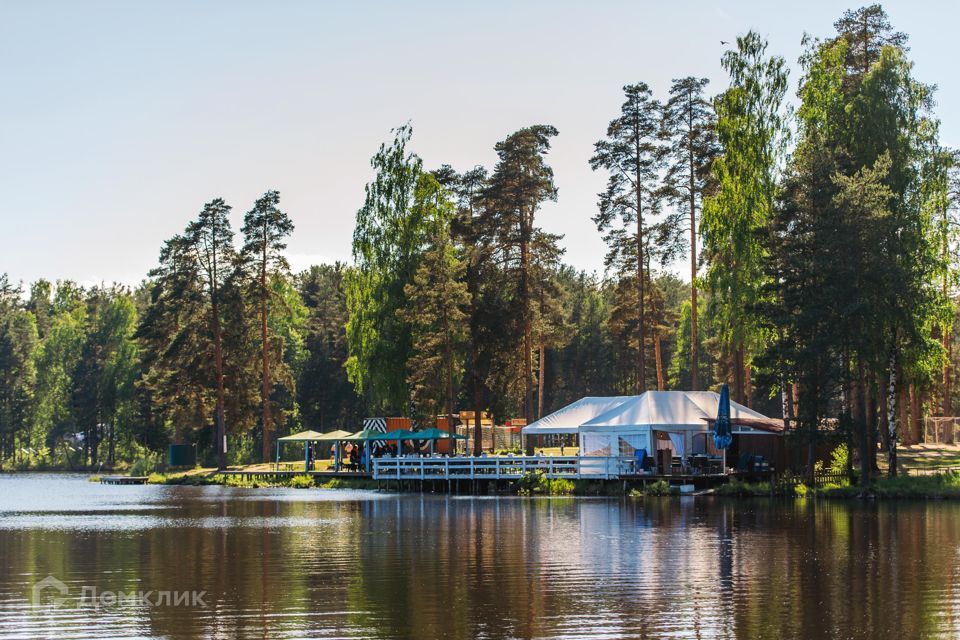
0,474,957,639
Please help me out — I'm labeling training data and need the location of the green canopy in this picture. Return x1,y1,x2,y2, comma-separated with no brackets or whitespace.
277,430,328,442
342,428,387,441
319,429,354,440
411,427,468,440
368,429,416,441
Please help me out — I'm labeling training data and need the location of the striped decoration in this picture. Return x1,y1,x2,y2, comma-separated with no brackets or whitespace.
363,417,387,433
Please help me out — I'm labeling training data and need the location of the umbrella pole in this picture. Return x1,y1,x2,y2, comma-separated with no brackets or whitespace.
275,440,279,472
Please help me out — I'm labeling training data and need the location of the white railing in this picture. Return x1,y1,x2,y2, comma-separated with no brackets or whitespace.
372,455,627,481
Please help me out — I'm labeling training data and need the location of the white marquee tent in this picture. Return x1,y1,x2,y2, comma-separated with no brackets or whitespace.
521,396,633,436
577,390,777,459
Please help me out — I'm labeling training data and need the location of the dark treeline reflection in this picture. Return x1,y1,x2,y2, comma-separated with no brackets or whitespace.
1,480,959,639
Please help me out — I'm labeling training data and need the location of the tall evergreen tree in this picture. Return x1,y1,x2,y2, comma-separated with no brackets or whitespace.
241,190,295,462
297,264,363,431
398,174,471,422
186,198,235,469
483,125,560,425
661,77,720,391
591,84,663,393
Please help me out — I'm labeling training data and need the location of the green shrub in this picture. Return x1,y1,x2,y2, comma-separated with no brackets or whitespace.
714,477,808,498
545,478,575,495
287,474,315,489
129,455,160,477
829,444,849,472
513,470,574,495
644,480,672,496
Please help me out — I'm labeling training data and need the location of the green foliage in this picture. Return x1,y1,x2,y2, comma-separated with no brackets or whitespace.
702,31,789,402
129,453,160,477
345,125,427,412
819,472,960,499
296,264,362,431
714,478,807,497
287,474,316,489
642,480,672,496
513,470,574,495
397,174,471,419
829,443,849,471
590,84,663,392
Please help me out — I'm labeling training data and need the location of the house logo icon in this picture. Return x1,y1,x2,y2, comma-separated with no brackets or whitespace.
31,575,69,608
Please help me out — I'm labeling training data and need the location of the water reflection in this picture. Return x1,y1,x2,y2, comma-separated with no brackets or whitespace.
0,475,958,639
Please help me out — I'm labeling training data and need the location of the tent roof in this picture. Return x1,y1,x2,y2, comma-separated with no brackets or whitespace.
521,396,634,435
278,430,328,442
412,427,468,440
579,391,771,432
319,429,355,440
367,429,416,441
342,428,388,441
279,429,357,442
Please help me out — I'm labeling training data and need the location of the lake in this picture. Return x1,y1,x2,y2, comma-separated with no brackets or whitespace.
0,474,957,639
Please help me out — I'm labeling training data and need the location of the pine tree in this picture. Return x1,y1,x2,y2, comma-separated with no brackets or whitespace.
591,84,663,393
661,76,720,391
138,234,211,446
297,264,363,431
482,125,560,425
186,199,235,469
398,174,471,422
241,190,294,462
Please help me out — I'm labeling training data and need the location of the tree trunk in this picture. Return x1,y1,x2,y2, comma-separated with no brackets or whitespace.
866,379,878,473
636,167,646,394
857,358,871,485
688,101,699,392
473,371,483,457
212,297,227,470
886,351,898,478
909,385,922,444
744,360,753,408
520,237,533,425
944,328,952,416
732,343,745,405
537,342,545,419
445,310,455,446
654,334,665,391
260,257,272,463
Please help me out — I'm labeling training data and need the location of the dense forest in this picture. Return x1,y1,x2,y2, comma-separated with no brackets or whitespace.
0,6,956,482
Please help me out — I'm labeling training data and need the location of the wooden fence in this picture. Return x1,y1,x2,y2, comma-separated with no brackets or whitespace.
373,455,624,481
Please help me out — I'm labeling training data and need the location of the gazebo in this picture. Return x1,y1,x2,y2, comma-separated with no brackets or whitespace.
275,429,354,472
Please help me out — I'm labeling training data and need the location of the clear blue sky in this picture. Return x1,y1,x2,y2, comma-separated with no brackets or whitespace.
1,0,956,287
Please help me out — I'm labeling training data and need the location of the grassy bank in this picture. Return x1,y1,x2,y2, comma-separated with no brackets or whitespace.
144,470,380,490
818,472,960,499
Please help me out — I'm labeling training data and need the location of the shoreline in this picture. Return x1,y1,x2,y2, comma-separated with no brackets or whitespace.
116,468,960,501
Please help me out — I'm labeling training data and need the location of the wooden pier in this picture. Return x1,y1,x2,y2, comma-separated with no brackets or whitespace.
372,455,623,481
100,475,149,485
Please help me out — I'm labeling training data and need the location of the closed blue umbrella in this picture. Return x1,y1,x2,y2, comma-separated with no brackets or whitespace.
713,384,733,450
